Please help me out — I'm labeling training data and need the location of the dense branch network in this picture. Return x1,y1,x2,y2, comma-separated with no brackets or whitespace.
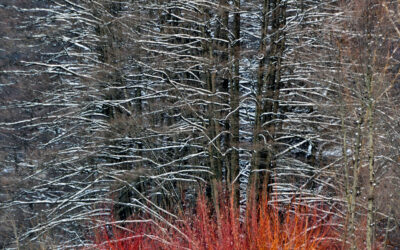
0,0,399,248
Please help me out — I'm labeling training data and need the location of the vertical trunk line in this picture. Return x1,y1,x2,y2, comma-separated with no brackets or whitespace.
366,71,375,250
229,0,241,209
200,5,223,238
350,117,362,250
249,0,270,207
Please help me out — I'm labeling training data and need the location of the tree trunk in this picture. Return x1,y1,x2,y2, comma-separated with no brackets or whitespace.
366,69,375,250
229,0,241,208
249,0,286,204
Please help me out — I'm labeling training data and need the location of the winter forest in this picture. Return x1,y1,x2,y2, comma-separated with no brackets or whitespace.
0,0,399,249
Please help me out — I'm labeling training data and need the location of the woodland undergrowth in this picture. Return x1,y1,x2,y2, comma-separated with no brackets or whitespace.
89,190,343,250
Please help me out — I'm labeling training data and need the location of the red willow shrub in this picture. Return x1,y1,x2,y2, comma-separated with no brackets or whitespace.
90,193,341,249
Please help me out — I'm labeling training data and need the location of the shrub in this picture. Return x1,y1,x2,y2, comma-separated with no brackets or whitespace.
90,193,340,249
